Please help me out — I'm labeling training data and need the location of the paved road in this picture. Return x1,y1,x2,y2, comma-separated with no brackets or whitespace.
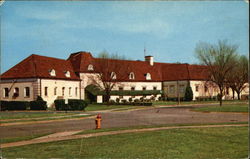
0,106,248,138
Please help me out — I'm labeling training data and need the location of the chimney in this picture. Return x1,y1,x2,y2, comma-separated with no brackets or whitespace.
145,55,154,66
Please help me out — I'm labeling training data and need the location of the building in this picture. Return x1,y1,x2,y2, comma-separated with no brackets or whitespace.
0,51,248,107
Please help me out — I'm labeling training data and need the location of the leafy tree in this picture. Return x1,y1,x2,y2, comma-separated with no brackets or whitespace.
226,55,248,100
195,40,237,106
184,83,193,101
90,51,131,104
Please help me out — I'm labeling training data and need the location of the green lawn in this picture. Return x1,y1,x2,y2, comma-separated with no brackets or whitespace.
0,112,81,120
85,104,135,111
194,104,249,113
0,133,52,144
1,114,92,124
76,121,248,135
153,100,248,106
2,126,248,159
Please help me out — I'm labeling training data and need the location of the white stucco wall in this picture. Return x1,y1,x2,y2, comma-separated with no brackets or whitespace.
109,82,162,102
0,79,37,101
80,72,162,102
40,79,80,107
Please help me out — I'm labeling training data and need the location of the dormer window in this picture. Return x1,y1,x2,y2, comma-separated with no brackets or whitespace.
111,72,116,79
88,64,94,71
145,73,151,80
64,71,71,78
49,69,56,76
129,72,135,80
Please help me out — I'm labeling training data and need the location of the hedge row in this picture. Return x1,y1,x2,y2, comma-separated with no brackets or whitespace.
0,100,47,111
0,101,30,111
195,96,217,101
30,101,47,110
54,99,88,111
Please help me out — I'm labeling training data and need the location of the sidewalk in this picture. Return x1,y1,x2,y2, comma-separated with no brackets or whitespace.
1,124,248,148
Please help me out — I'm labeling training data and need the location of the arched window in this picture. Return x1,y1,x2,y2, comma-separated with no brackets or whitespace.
111,72,117,79
44,87,48,96
69,87,72,96
49,69,56,76
62,87,65,96
13,87,19,97
24,87,30,97
64,71,71,77
129,72,135,80
145,73,151,80
54,87,57,95
87,64,94,71
75,87,78,96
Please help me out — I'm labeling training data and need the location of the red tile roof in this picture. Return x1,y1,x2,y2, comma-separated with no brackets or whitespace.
1,52,209,82
67,52,209,81
1,54,80,80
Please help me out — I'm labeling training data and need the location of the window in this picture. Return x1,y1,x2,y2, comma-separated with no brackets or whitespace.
75,87,78,96
204,86,208,92
179,85,185,93
111,72,116,79
44,87,48,96
87,64,94,71
62,87,65,96
226,87,229,95
3,88,9,98
129,72,135,80
169,85,175,94
119,87,123,91
64,71,71,78
54,87,57,95
131,87,135,91
13,87,19,97
49,69,56,76
69,87,72,96
142,87,146,91
145,73,151,80
153,86,157,90
195,85,199,92
24,87,30,97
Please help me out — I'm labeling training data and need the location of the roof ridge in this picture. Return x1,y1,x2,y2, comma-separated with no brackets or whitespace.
31,54,66,61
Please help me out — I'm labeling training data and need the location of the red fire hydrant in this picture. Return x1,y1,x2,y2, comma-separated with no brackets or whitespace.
95,114,102,129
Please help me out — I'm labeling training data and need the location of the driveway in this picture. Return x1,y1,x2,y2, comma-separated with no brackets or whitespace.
0,106,248,138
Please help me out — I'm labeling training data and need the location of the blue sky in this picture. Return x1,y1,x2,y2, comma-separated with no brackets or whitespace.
1,1,249,73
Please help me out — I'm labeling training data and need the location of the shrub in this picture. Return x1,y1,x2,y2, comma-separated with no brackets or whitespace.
0,101,9,111
184,84,193,101
134,99,140,103
129,97,133,103
121,99,127,104
109,100,115,105
68,99,88,110
115,98,120,104
54,99,66,111
0,101,29,111
54,99,88,111
30,96,47,110
140,97,144,102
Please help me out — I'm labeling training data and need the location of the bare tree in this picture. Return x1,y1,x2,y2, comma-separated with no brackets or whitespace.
195,40,238,106
226,55,248,100
90,51,132,103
